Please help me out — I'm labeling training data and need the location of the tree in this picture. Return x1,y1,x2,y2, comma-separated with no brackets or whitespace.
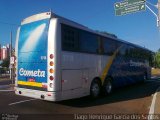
153,51,160,68
1,57,10,68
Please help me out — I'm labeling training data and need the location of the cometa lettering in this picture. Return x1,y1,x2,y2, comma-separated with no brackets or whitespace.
19,68,45,77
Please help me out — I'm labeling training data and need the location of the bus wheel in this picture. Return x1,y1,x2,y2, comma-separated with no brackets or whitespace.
103,77,113,95
90,79,101,98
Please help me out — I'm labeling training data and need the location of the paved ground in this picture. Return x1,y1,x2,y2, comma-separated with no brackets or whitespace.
0,79,160,120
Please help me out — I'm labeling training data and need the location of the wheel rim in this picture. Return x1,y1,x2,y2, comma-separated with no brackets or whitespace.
91,83,100,97
105,81,112,94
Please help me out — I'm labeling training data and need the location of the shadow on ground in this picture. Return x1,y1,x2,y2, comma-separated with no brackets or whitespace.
54,79,160,108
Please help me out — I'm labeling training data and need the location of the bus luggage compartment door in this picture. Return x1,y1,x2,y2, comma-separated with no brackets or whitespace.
62,70,82,91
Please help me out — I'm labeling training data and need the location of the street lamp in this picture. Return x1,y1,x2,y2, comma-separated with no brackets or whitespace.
146,0,160,27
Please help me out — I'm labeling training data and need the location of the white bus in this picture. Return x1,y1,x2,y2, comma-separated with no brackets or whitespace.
15,12,152,101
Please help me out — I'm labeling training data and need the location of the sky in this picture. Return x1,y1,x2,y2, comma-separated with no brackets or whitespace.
0,0,159,52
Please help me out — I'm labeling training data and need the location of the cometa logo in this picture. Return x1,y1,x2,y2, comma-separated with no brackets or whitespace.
19,68,45,77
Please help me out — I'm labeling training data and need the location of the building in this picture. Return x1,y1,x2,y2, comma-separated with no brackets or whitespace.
0,44,10,60
0,44,1,60
1,46,7,60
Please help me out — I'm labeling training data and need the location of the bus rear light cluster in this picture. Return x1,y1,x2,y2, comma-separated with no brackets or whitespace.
49,53,54,90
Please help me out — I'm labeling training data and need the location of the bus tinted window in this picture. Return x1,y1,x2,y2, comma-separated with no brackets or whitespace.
79,31,98,54
103,38,119,55
62,24,79,51
118,44,128,56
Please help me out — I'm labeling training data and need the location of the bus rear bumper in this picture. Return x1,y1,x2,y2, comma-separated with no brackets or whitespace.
15,87,61,101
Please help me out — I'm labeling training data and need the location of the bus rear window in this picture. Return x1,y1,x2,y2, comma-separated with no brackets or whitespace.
18,19,49,53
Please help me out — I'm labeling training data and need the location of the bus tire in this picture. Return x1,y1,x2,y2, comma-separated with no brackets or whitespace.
103,77,113,95
90,79,101,98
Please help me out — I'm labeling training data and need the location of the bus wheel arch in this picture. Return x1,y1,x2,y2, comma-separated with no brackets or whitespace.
90,77,102,98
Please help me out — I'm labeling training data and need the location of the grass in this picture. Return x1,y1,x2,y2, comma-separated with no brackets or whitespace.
151,68,160,76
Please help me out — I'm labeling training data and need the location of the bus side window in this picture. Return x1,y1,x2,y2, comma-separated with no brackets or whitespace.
118,45,130,57
61,24,79,51
97,36,104,54
79,31,98,54
103,38,118,56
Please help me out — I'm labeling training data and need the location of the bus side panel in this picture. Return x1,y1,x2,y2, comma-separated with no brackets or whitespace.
62,70,82,90
61,52,101,100
107,56,148,88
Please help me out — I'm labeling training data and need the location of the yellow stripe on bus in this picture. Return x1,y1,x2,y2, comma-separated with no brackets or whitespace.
18,81,42,87
101,46,123,83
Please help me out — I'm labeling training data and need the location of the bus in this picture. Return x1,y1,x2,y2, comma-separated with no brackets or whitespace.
15,12,153,101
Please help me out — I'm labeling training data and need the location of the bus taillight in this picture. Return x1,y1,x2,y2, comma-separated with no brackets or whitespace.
50,76,54,80
50,54,54,59
50,61,54,66
49,83,53,88
49,69,54,73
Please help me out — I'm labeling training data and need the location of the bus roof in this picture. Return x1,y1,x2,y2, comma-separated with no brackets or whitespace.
22,11,153,53
51,12,152,52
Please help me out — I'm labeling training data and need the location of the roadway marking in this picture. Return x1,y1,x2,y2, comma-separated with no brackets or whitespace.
148,87,160,120
148,93,157,120
9,99,36,106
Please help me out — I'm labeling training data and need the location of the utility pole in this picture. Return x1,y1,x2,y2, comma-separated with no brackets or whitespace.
9,31,13,83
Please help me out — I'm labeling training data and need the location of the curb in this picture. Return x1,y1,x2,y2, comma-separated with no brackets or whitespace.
154,88,160,114
148,87,160,120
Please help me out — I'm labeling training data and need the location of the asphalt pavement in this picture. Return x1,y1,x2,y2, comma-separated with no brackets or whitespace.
0,79,160,120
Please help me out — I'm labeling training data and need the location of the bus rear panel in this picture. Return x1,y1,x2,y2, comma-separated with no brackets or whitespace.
15,12,61,101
